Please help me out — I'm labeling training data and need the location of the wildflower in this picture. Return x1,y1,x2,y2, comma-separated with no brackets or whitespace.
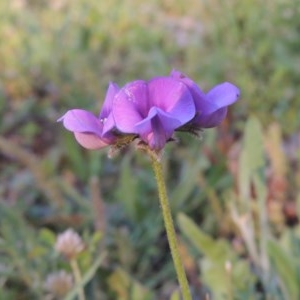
112,77,195,150
44,270,73,297
58,82,119,149
58,70,239,152
55,228,84,260
170,70,240,133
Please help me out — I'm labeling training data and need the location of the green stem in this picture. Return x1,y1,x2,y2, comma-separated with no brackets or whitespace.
70,259,86,300
151,156,192,300
225,261,233,300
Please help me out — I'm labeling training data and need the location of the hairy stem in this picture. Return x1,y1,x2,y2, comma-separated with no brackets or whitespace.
151,156,192,300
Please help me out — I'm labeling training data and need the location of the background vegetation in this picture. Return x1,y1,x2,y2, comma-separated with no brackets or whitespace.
0,0,300,299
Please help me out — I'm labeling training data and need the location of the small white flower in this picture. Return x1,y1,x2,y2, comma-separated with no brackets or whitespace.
44,270,73,297
55,228,84,259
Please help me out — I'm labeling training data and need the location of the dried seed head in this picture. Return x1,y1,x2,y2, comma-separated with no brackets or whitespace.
55,228,84,260
44,270,73,297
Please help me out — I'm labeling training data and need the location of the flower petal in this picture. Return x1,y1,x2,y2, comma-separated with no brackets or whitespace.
99,82,119,119
58,109,103,136
194,83,239,125
102,113,115,136
171,70,240,128
113,80,147,133
147,77,195,124
196,107,228,128
206,82,240,108
74,132,109,149
170,70,214,115
134,107,181,149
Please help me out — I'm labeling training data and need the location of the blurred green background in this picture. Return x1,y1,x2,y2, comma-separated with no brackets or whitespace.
0,0,300,299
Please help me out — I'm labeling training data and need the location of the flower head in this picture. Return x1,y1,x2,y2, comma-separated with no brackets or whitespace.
55,228,84,260
112,77,195,150
58,70,239,154
58,82,119,149
171,70,240,131
44,270,73,297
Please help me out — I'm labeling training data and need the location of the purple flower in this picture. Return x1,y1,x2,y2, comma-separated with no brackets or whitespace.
57,82,119,149
112,77,195,150
171,70,240,129
58,70,240,153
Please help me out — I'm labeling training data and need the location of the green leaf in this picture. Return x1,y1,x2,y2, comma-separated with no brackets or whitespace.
170,157,205,209
239,116,265,199
107,267,153,300
177,213,230,298
178,213,230,261
178,213,254,299
116,155,138,220
267,239,299,300
39,228,56,246
90,231,103,246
